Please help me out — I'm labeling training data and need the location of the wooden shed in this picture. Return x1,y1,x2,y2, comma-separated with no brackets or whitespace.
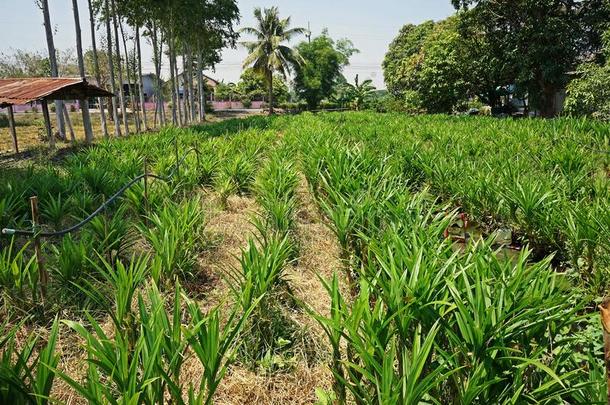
0,77,113,153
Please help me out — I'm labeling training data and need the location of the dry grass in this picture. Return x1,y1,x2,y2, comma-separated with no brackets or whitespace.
0,109,262,157
215,364,331,405
8,146,344,405
211,176,341,404
0,110,226,157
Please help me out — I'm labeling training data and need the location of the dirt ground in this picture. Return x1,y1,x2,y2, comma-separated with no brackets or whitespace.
0,109,261,158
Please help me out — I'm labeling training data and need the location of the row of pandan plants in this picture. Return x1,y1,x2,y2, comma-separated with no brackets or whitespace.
3,111,610,403
228,145,323,372
0,120,277,315
293,130,606,403
0,256,260,403
0,119,288,402
285,112,610,293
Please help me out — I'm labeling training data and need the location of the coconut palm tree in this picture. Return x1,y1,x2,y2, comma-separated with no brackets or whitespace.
241,7,305,114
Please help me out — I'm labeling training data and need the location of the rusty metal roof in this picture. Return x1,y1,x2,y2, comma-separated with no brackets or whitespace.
0,77,114,107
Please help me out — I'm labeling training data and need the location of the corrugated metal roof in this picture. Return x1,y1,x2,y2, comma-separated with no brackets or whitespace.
0,77,114,107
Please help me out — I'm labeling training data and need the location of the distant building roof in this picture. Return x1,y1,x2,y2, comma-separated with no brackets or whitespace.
174,71,220,88
0,77,113,107
203,74,219,86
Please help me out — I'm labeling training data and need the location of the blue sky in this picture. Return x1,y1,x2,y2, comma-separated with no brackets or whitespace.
0,0,455,88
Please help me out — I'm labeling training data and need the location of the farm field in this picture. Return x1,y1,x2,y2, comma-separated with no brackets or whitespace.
1,112,610,403
0,110,256,158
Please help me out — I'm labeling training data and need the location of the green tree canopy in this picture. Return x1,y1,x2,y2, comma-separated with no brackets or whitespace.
451,0,610,117
382,21,435,98
293,31,358,109
241,7,305,113
236,68,289,103
339,74,377,111
564,30,610,120
0,49,78,78
383,18,470,113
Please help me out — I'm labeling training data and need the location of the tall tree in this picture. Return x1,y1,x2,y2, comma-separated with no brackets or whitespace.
451,0,610,117
294,31,358,109
105,0,121,137
39,0,62,147
87,0,108,138
119,20,140,133
72,0,94,144
241,7,305,114
383,21,435,99
135,26,148,130
111,0,129,135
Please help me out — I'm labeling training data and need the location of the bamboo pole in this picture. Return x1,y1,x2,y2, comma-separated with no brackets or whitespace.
30,196,48,300
6,105,19,154
600,298,610,404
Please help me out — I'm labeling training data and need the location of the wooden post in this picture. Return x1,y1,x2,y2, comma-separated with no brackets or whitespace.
600,298,610,404
41,99,55,149
174,136,180,179
143,157,149,217
6,105,19,154
30,196,48,300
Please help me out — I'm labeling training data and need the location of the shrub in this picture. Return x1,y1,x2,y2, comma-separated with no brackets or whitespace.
564,63,610,120
320,100,339,110
241,96,252,108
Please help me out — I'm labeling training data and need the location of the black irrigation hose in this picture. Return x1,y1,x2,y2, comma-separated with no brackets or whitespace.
1,147,201,239
2,174,168,238
166,147,201,179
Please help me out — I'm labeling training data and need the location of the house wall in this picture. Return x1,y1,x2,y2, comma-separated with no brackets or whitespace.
142,75,156,101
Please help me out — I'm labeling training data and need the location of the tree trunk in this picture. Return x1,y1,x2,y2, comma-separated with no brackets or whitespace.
105,0,121,137
268,70,274,115
150,23,164,128
540,84,557,118
197,49,206,122
175,52,184,126
119,20,140,133
40,0,59,147
41,99,54,149
182,52,190,123
168,35,178,126
72,0,94,144
7,105,19,154
63,104,76,143
88,0,108,139
111,0,129,136
186,47,196,123
136,27,148,131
